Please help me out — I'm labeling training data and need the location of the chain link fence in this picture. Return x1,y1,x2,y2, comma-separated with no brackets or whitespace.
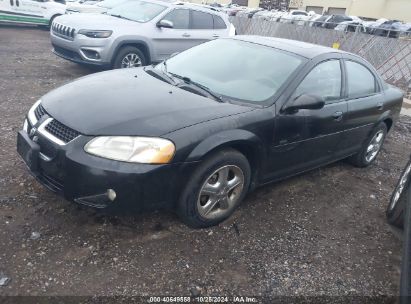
230,16,411,98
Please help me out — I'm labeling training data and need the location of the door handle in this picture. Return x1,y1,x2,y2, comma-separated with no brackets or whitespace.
182,33,191,38
376,102,384,110
212,34,219,38
332,111,343,121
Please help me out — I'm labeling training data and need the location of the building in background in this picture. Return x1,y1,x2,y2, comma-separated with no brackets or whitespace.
294,0,411,22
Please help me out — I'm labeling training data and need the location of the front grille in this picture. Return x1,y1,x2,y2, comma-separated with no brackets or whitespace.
52,22,76,40
34,104,47,120
45,119,80,143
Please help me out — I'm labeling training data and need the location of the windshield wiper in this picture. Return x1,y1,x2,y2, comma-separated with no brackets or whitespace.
169,72,223,102
109,14,132,21
145,65,176,85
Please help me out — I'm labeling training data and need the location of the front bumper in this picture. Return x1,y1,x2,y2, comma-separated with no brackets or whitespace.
50,31,112,67
17,120,197,212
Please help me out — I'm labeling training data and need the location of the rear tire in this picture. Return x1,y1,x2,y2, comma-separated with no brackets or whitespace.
177,149,251,228
387,158,411,228
113,46,146,69
348,122,387,168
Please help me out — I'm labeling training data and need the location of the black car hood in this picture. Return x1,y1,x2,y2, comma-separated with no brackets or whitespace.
41,68,253,136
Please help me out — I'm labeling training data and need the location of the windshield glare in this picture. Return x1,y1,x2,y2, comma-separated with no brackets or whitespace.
108,0,166,22
98,0,127,8
159,39,303,104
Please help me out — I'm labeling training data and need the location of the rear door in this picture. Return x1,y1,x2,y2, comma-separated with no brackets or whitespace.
190,9,216,42
268,56,347,180
339,56,385,156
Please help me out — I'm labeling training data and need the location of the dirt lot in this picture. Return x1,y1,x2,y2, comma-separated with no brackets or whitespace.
1,26,411,299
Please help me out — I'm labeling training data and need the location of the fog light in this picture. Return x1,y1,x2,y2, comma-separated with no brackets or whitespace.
82,49,100,60
107,189,116,202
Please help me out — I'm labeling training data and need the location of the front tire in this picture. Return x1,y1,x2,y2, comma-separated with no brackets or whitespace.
178,149,251,228
348,122,387,167
387,158,411,228
113,46,146,69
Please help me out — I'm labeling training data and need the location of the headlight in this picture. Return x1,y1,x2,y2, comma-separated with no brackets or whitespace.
78,29,112,38
84,136,175,164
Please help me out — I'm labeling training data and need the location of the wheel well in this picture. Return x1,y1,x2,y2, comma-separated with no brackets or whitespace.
114,43,150,64
49,14,61,26
204,143,261,190
383,118,393,132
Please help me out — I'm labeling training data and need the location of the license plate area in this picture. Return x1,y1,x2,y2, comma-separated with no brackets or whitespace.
17,131,40,173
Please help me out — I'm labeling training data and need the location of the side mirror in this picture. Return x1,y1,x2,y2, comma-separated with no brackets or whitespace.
283,94,325,113
157,19,173,29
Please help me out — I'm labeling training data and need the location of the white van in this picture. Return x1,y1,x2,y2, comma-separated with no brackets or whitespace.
0,0,66,27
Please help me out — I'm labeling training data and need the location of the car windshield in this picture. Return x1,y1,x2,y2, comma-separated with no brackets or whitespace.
158,39,304,104
107,0,166,23
97,0,127,8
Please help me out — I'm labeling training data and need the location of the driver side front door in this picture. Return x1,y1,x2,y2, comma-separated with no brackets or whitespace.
267,58,347,181
152,8,197,61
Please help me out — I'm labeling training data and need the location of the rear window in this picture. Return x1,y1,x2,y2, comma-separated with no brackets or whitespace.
213,15,226,29
346,60,377,98
191,10,213,29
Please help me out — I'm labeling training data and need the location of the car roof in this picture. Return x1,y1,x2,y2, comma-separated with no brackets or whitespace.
170,1,225,14
232,35,346,59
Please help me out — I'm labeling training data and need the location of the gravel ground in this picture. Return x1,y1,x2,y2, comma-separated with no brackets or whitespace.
1,25,411,300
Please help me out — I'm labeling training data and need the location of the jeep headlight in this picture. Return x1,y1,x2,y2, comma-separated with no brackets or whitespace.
84,136,175,164
78,29,112,38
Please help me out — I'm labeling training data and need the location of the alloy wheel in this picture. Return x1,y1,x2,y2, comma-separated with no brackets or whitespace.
365,130,385,163
388,162,411,212
197,165,244,220
121,53,142,68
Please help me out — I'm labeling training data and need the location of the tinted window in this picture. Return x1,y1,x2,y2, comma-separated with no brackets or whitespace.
346,61,376,98
159,39,303,104
213,15,226,29
294,60,342,102
162,9,189,29
191,10,213,29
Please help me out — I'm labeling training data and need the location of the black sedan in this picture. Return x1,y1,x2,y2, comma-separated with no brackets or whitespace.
17,36,403,228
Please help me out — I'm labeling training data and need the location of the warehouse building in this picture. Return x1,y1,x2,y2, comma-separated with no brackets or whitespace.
292,0,411,22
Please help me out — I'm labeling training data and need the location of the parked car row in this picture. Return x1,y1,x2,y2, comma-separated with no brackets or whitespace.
232,6,411,38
